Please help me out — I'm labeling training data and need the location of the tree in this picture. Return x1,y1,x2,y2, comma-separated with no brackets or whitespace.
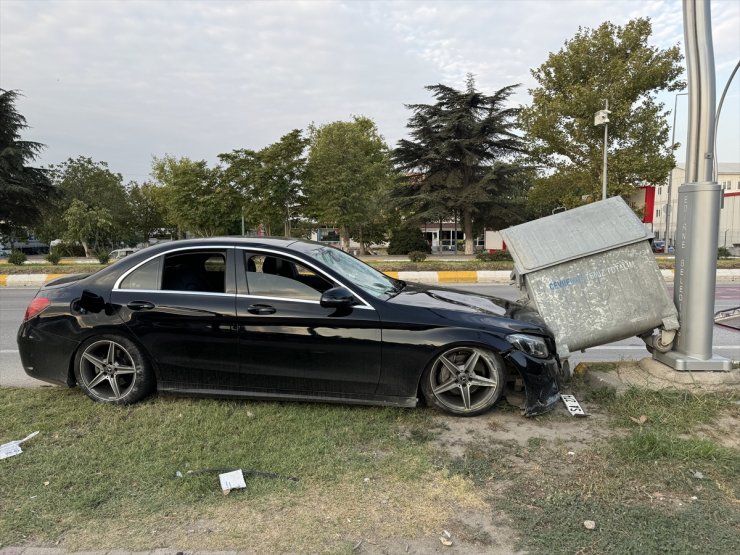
304,117,397,253
394,75,526,254
519,18,684,215
219,129,308,236
0,89,55,240
46,156,129,256
152,155,240,237
126,181,169,244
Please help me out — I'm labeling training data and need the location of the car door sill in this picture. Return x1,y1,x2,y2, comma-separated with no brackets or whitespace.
158,385,418,408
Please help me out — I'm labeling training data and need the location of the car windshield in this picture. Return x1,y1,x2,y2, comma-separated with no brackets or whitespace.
304,246,400,298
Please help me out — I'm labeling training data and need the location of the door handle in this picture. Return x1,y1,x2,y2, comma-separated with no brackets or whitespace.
127,300,155,311
247,304,276,315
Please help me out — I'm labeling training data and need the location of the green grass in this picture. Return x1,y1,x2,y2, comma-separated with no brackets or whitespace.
435,386,740,555
0,388,441,549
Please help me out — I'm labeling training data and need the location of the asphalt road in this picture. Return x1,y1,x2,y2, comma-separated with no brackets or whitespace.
1,284,738,388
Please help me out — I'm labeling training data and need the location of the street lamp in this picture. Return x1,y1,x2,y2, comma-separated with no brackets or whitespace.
665,92,688,248
594,100,611,200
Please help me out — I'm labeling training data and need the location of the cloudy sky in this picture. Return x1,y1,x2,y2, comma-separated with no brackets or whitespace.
1,0,738,184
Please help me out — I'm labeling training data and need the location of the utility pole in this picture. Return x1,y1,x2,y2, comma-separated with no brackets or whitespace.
665,92,688,248
654,0,731,371
594,101,611,200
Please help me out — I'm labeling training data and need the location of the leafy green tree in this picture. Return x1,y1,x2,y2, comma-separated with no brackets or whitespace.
304,117,397,253
0,89,55,240
519,18,684,215
394,75,526,254
219,129,308,236
126,181,169,244
152,155,240,237
387,222,431,255
45,156,129,256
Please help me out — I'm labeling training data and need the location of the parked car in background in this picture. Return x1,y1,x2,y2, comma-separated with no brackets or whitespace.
651,240,666,253
0,248,11,257
109,248,136,260
17,238,562,417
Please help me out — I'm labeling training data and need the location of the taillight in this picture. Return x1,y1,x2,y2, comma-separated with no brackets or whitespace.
24,298,50,321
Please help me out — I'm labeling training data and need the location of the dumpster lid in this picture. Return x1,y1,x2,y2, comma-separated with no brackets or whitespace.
500,196,652,274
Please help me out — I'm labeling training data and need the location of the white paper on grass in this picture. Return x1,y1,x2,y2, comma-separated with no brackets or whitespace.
219,469,247,492
0,431,40,460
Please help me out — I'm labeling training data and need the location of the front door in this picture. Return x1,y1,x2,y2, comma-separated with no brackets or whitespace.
235,250,382,395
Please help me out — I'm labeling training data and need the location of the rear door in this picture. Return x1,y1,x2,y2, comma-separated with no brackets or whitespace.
110,247,238,389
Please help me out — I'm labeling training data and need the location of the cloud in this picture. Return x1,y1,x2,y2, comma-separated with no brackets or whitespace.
1,0,737,181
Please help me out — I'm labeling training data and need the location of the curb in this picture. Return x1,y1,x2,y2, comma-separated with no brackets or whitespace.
0,270,738,288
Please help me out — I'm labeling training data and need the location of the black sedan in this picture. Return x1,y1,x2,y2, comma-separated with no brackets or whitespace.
17,238,562,416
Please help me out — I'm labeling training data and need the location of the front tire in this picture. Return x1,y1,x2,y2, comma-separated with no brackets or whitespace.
74,335,154,404
421,346,505,416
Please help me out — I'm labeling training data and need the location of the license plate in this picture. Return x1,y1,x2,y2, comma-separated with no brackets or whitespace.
561,394,586,416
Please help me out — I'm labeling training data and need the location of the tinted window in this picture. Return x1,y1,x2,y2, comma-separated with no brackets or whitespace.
245,253,332,301
162,250,226,293
119,257,161,290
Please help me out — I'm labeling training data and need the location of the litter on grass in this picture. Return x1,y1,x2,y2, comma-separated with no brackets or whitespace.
0,431,39,460
219,469,247,495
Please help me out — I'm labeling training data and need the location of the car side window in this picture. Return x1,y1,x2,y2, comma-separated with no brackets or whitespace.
119,257,161,290
162,250,227,293
245,253,333,301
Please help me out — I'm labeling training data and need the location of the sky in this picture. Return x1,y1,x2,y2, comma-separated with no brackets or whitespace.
1,0,738,185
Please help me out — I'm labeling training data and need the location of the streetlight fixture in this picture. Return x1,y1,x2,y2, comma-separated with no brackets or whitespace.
594,100,611,200
665,92,688,248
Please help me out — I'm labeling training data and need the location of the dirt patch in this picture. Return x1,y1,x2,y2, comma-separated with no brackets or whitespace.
433,394,615,458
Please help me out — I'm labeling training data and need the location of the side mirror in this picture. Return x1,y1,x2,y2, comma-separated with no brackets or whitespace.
320,286,356,309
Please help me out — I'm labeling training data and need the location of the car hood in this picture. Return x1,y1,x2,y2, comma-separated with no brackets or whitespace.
385,282,549,334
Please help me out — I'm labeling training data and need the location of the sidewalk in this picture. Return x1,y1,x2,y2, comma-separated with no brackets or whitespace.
1,269,739,287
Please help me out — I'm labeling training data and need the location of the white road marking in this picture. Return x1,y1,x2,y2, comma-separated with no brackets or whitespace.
0,350,20,354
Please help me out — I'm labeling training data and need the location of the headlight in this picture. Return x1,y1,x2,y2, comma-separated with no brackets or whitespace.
506,333,549,358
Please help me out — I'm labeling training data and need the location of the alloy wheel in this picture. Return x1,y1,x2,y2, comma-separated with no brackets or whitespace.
78,340,138,401
428,346,501,413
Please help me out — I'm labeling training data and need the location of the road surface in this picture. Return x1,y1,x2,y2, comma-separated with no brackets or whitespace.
1,284,738,388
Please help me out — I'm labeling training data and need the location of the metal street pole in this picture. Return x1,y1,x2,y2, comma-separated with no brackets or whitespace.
602,99,608,200
665,92,688,248
654,0,731,371
594,102,611,199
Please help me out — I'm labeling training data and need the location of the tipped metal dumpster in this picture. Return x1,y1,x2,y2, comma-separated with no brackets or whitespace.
501,197,679,360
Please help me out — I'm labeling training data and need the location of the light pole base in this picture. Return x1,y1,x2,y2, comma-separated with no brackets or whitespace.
653,350,734,371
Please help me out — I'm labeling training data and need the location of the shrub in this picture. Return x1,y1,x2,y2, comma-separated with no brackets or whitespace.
717,246,731,259
55,242,86,257
408,251,427,262
45,251,62,265
476,250,513,262
388,223,431,255
95,248,110,264
8,250,27,265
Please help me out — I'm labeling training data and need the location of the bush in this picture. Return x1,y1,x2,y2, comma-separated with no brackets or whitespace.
408,251,427,262
8,250,27,265
45,251,62,265
718,246,731,259
476,250,513,262
388,223,431,255
54,242,86,257
95,248,110,264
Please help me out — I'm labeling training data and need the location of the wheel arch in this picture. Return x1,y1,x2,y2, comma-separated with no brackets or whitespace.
66,327,161,387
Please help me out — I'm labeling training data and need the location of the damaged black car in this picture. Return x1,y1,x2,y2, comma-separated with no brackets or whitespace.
17,238,561,416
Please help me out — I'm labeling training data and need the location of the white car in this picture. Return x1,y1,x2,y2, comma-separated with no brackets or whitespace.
109,248,136,260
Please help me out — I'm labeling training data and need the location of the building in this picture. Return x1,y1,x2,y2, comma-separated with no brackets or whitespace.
652,163,740,252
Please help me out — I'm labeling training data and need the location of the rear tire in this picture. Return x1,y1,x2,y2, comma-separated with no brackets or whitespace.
421,346,505,416
74,334,154,404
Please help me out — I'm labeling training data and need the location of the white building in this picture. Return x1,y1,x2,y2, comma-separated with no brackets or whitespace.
652,163,740,253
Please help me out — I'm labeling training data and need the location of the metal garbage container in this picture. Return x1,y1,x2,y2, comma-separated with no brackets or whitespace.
501,197,679,359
